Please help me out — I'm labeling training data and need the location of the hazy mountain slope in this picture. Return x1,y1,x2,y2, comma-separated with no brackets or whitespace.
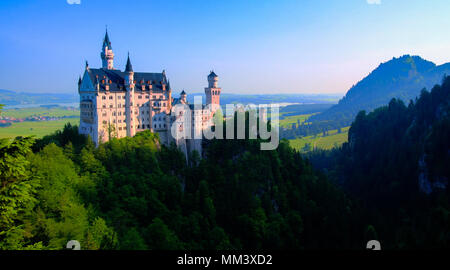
0,89,77,106
187,93,341,105
310,55,450,124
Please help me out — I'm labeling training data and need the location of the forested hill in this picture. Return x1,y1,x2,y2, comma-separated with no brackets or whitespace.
2,74,449,249
310,55,450,125
0,122,369,250
309,76,450,248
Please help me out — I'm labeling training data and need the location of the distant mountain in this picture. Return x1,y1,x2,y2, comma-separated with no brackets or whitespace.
187,93,342,105
0,89,78,107
310,55,450,124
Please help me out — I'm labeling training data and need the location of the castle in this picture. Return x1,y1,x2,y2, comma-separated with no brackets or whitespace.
78,30,222,155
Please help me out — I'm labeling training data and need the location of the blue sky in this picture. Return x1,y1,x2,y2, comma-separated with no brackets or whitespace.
1,0,450,95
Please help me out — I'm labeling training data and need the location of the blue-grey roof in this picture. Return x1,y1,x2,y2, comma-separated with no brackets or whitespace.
87,68,167,92
208,71,218,78
172,97,181,105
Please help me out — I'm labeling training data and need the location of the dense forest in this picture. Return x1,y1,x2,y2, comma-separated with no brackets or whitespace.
0,113,369,250
308,76,450,248
1,77,449,250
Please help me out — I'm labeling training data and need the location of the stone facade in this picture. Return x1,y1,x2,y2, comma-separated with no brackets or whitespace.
78,31,221,157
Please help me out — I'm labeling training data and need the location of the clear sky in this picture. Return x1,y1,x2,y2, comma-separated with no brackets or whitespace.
1,0,450,95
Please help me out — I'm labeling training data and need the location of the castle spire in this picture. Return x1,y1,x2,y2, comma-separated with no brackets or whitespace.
101,29,114,69
103,28,112,49
125,52,133,72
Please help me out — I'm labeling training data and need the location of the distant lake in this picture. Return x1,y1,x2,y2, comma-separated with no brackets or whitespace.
4,102,80,109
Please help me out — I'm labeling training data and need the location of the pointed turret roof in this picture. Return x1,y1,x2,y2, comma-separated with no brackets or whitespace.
103,29,112,49
180,90,186,95
125,53,133,72
208,70,218,78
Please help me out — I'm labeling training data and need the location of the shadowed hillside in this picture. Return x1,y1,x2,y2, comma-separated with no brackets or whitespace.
310,55,450,125
308,76,450,248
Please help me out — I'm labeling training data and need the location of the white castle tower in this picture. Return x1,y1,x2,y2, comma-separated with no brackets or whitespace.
205,71,221,107
124,53,136,137
100,29,114,70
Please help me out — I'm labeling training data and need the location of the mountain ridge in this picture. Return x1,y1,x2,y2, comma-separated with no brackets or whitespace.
0,89,78,106
310,55,450,124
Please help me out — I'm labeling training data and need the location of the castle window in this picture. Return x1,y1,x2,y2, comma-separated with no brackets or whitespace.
154,124,157,128
109,96,113,100
102,96,106,100
145,95,149,98
110,105,113,108
103,105,106,108
138,95,142,99
118,96,121,99
103,121,107,124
